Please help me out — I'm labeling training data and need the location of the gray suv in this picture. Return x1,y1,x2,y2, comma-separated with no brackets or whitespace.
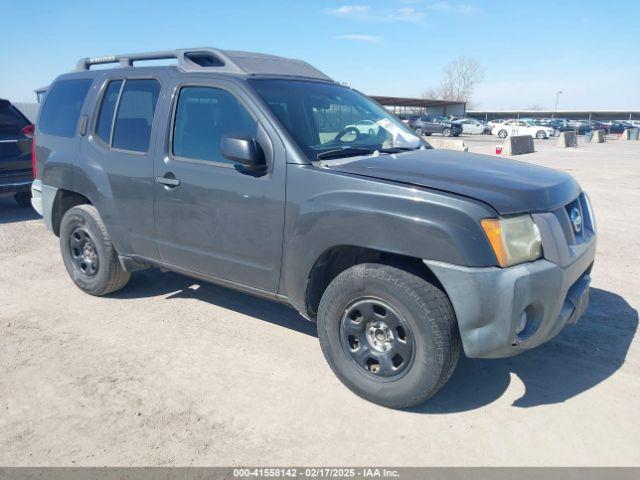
31,48,596,408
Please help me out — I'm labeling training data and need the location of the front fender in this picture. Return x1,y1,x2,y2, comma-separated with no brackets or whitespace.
280,165,499,312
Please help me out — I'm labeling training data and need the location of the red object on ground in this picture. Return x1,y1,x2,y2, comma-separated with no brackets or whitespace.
496,145,503,154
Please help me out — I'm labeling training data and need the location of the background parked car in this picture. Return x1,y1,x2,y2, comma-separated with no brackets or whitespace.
346,119,381,136
529,118,573,133
0,99,34,207
456,118,491,135
595,121,627,134
568,120,606,135
548,119,574,132
621,119,640,129
408,115,462,137
492,119,555,139
487,118,508,128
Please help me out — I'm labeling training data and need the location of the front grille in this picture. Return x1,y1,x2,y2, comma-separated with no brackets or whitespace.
552,193,594,245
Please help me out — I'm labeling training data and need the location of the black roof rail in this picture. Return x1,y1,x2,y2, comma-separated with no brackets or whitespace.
74,47,333,81
75,48,244,73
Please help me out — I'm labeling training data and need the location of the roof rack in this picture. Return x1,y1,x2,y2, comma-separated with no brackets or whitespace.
75,48,243,73
75,47,333,81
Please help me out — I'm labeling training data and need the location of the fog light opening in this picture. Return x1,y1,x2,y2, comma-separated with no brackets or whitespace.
513,306,538,345
516,311,528,336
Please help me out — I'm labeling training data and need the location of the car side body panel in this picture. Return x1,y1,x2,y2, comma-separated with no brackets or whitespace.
279,164,499,314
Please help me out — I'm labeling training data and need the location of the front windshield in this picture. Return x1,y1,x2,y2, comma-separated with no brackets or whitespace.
249,79,422,160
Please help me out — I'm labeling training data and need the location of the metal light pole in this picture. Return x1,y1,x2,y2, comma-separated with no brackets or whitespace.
553,90,563,118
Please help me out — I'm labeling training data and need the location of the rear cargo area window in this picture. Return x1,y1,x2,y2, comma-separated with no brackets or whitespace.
112,79,160,152
38,79,92,137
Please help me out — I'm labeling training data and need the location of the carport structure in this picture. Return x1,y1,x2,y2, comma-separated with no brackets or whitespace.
370,96,466,119
467,109,640,122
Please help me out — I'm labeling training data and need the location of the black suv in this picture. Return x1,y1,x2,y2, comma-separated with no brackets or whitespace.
408,115,463,137
32,48,596,408
0,99,34,207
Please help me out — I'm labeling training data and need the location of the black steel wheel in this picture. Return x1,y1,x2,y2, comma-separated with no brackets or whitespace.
340,298,414,380
318,263,460,409
59,204,130,296
69,226,100,277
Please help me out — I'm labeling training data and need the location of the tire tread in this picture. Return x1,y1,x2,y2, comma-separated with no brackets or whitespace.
318,263,460,408
60,204,130,296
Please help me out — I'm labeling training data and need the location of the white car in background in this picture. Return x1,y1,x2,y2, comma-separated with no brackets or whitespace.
456,118,489,134
492,119,555,139
487,118,507,128
347,119,381,135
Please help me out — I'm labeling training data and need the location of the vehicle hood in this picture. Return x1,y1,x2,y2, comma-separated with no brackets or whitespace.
323,149,580,215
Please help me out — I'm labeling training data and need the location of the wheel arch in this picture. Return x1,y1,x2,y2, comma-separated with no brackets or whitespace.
51,189,93,236
303,245,445,320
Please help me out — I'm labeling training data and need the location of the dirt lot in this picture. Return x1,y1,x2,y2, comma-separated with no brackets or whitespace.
1,137,639,466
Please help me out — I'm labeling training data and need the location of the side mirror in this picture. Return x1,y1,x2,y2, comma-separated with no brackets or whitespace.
221,134,265,168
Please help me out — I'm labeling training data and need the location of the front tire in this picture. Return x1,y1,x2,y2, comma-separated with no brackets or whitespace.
59,204,130,296
442,127,452,137
414,127,423,136
317,263,460,409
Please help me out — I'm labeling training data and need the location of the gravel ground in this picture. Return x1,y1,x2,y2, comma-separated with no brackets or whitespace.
1,137,639,466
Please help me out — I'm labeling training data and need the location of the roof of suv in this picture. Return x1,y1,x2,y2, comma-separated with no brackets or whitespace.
73,47,333,82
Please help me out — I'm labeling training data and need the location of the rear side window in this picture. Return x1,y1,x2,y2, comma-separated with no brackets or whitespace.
95,80,123,144
0,101,30,135
111,79,160,152
172,86,256,164
39,79,92,137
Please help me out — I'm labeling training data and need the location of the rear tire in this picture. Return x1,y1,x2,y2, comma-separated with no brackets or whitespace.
14,191,32,208
498,129,508,139
59,204,130,296
442,127,452,137
536,130,547,139
317,263,460,409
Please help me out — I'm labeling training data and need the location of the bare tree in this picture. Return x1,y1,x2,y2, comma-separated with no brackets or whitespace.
423,57,485,106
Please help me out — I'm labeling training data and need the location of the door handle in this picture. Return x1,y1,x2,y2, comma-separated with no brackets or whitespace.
155,175,180,187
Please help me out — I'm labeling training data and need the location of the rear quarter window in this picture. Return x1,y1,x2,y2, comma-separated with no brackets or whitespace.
95,80,123,144
38,78,93,137
111,79,160,152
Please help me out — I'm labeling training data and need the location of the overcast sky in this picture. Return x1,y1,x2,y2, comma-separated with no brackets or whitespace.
1,0,639,110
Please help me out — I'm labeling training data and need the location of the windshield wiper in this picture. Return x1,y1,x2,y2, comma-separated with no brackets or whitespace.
316,147,375,160
377,146,420,154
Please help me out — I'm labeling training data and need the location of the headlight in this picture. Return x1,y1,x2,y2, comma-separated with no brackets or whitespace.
481,215,542,267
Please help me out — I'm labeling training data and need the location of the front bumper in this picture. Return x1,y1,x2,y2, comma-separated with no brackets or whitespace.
424,200,596,358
